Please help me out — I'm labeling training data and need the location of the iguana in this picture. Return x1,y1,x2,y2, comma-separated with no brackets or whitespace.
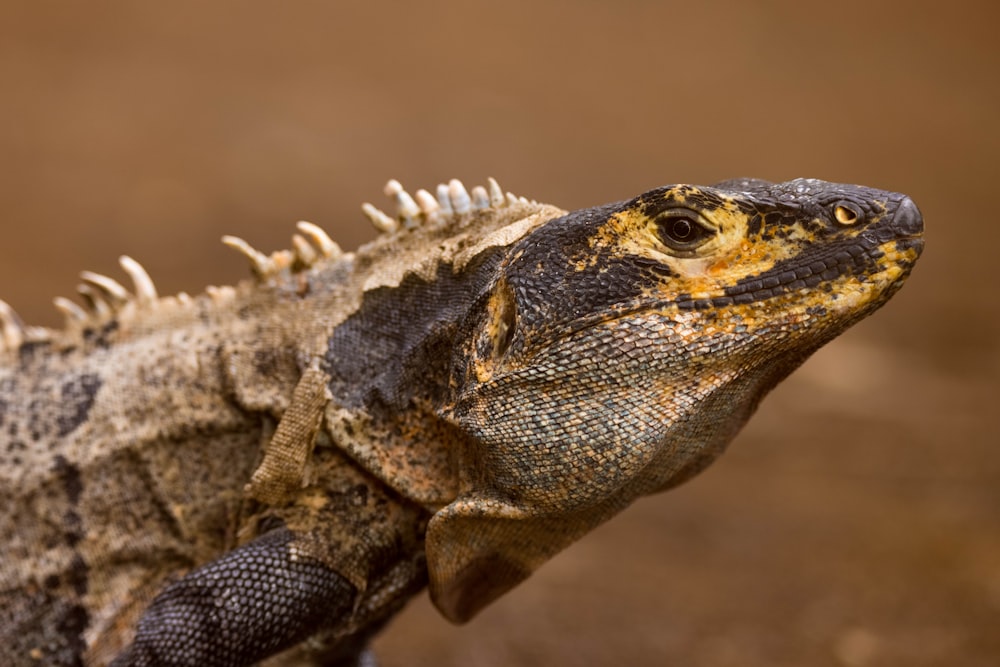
0,176,923,666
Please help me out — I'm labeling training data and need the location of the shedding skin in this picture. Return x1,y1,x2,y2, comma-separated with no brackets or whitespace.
0,177,923,665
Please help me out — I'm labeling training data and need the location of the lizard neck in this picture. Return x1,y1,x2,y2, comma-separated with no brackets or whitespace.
306,248,507,508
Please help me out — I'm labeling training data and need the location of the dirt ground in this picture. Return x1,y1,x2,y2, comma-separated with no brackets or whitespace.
1,2,997,665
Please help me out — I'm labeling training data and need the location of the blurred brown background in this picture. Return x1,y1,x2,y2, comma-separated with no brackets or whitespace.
1,1,997,665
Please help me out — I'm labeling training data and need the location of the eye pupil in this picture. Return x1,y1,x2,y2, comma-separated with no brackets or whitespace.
670,218,693,240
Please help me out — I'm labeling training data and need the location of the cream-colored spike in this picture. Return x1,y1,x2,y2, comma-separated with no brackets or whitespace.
471,185,490,210
487,177,505,207
206,285,237,304
221,235,275,279
53,297,88,325
119,256,158,305
24,326,50,342
448,179,472,214
295,221,341,258
436,184,453,215
291,234,318,267
415,189,440,218
76,284,113,319
0,299,25,350
361,203,398,234
384,179,421,227
79,271,130,306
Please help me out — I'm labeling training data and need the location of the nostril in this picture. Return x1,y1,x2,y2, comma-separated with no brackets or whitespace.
891,197,923,236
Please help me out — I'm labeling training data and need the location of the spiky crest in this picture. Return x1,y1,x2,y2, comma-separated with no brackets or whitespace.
0,177,537,354
360,177,533,232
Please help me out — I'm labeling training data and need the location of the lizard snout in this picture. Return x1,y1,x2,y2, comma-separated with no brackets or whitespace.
890,196,923,239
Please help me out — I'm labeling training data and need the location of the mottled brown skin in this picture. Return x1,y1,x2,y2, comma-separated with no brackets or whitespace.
0,177,923,665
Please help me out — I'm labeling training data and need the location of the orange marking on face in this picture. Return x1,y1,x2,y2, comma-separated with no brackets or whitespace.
708,258,730,274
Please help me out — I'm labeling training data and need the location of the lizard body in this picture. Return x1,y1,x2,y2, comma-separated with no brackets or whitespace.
0,176,923,665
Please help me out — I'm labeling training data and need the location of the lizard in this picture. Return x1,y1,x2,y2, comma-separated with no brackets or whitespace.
0,175,924,666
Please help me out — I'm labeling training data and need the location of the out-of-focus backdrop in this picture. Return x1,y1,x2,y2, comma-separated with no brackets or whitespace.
1,2,996,665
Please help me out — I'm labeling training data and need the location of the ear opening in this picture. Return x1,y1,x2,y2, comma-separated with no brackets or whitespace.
471,278,518,384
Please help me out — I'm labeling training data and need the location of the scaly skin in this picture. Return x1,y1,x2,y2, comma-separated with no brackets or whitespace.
0,177,923,665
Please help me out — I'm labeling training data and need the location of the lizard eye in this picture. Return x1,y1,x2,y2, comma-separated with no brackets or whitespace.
654,209,714,253
833,202,864,226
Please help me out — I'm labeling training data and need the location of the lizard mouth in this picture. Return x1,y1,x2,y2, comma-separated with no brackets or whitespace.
893,236,924,255
665,240,917,314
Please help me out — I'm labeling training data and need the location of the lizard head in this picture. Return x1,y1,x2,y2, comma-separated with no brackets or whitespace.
428,178,923,622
